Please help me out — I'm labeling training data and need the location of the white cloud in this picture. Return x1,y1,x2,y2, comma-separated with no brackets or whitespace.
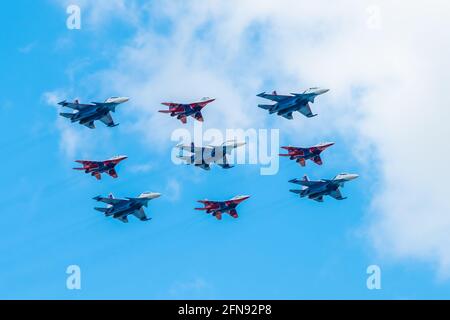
42,91,63,106
164,178,182,202
127,163,152,174
53,0,450,277
42,91,96,159
18,41,37,54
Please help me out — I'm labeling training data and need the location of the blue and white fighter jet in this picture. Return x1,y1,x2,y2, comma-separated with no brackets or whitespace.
289,173,359,202
257,87,329,119
59,96,129,129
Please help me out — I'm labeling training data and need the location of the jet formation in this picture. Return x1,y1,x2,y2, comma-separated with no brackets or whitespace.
59,96,129,129
279,142,334,167
257,87,329,119
55,87,358,223
73,155,128,180
158,97,215,124
93,192,161,223
195,195,250,220
289,173,359,202
176,140,246,170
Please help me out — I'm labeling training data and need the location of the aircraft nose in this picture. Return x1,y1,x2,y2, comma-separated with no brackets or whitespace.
318,88,330,95
152,193,162,198
118,97,130,103
348,174,359,180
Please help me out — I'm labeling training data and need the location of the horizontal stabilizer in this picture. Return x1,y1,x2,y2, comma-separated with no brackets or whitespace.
289,189,302,194
258,104,274,111
94,207,108,213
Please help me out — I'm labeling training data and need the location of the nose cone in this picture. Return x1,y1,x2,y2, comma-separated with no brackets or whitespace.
316,88,330,95
141,192,161,199
118,97,130,103
150,192,162,199
346,174,359,181
318,142,335,149
227,141,246,148
235,195,250,202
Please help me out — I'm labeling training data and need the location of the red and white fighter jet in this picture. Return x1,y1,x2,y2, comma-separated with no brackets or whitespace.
73,155,128,180
158,97,215,124
279,142,334,167
195,195,250,220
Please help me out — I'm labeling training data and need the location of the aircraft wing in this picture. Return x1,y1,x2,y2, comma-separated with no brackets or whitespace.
75,160,98,166
312,155,323,165
329,189,346,200
177,144,207,153
281,112,293,120
198,163,211,170
212,211,223,220
297,158,306,166
197,200,220,208
132,208,151,221
312,196,324,202
107,168,118,178
216,155,233,169
161,102,182,108
83,121,96,129
58,101,92,110
179,115,187,124
298,103,317,118
193,112,204,122
289,178,323,187
257,92,291,102
100,113,116,127
117,216,129,223
93,196,126,205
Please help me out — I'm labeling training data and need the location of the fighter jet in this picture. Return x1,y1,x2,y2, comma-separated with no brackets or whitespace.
195,195,250,220
279,142,334,167
158,97,215,124
289,173,359,202
73,155,128,180
93,192,161,223
257,87,329,119
176,140,246,170
58,96,129,129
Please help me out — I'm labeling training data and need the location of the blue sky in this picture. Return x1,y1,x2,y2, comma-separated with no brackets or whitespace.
1,0,449,299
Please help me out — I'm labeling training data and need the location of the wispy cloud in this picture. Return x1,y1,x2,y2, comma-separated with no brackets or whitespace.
164,178,181,202
127,163,152,174
42,91,96,159
51,0,450,278
169,277,212,298
18,41,37,54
